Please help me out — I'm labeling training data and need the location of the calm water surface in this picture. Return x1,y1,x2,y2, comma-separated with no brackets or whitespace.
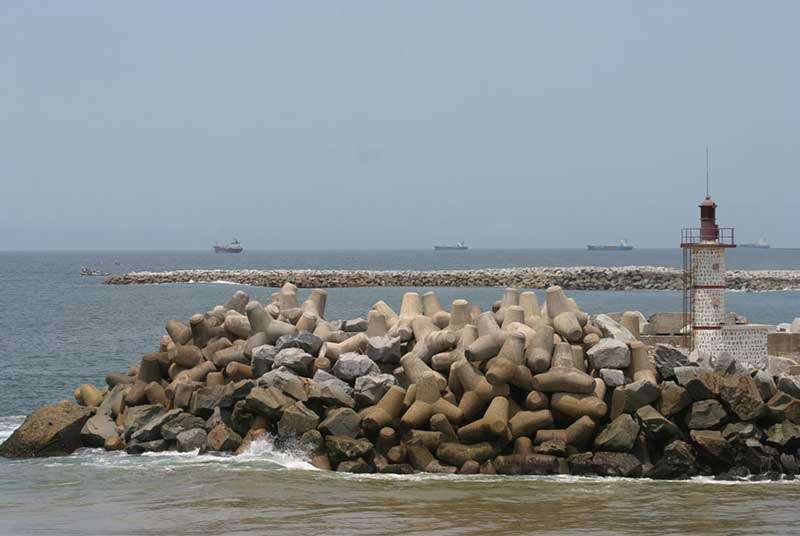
1,250,799,535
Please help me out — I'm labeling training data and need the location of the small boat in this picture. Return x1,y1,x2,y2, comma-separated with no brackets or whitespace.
739,238,770,249
213,239,244,254
80,266,109,276
587,240,634,251
433,241,469,251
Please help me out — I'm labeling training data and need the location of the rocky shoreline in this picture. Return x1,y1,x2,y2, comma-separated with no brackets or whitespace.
3,284,800,481
103,266,800,292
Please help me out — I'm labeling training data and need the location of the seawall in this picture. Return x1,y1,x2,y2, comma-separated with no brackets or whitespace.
103,266,800,292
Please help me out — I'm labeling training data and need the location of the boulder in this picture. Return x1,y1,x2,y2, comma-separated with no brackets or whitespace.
366,336,402,364
765,420,800,450
354,373,397,407
325,435,374,464
337,458,374,473
722,422,762,442
332,353,379,383
245,386,292,418
635,405,681,441
647,440,697,480
719,375,765,421
590,452,643,478
611,379,659,417
768,355,798,377
189,386,228,419
258,367,308,401
123,404,166,440
436,442,497,466
318,408,361,438
343,317,369,332
658,381,692,417
593,414,639,452
251,344,277,377
161,413,207,441
654,344,689,381
80,412,118,448
493,453,561,475
273,348,315,376
753,370,777,401
777,375,800,399
586,339,631,370
207,423,242,451
176,428,208,452
674,367,719,400
599,368,625,388
277,401,320,438
0,401,93,458
685,400,727,430
275,332,324,357
713,352,742,376
131,409,183,442
593,314,635,343
312,370,354,396
126,439,167,455
690,430,734,468
766,392,800,424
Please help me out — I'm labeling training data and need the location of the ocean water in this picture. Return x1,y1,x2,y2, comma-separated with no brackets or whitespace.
1,249,800,535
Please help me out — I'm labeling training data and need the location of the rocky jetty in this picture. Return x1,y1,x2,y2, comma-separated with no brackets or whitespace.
4,284,800,481
103,266,800,292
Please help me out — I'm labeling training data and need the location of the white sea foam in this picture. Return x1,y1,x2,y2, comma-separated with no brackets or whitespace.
0,415,24,443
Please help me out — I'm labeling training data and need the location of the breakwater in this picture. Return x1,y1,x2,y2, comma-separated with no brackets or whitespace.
3,283,799,481
104,266,800,292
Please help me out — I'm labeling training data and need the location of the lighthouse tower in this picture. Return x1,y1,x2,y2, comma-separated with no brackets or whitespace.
681,195,736,354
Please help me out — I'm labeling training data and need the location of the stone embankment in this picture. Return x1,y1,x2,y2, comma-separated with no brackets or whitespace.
103,266,800,292
3,284,800,481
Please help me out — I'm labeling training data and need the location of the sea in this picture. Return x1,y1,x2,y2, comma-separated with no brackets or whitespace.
1,248,799,536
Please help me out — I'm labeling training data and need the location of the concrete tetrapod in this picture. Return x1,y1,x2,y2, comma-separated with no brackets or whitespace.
485,331,533,390
525,324,555,373
399,353,447,392
360,386,407,431
534,415,596,447
531,343,595,394
401,372,463,429
409,316,457,364
324,333,369,362
448,299,472,331
494,288,520,326
457,396,511,444
550,379,608,420
449,359,510,422
422,291,451,329
464,312,507,362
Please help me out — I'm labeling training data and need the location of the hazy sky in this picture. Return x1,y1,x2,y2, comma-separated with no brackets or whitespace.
2,1,798,250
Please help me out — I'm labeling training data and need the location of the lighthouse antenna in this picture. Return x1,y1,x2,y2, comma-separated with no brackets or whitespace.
705,145,710,197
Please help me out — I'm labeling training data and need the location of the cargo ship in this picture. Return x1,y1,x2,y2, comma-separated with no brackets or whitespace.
587,240,633,251
740,238,770,249
213,239,243,254
433,241,468,251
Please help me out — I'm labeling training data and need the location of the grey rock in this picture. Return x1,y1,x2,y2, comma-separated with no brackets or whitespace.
674,367,719,400
122,404,166,440
654,344,690,381
768,355,798,377
594,414,639,452
714,352,742,376
621,379,660,413
765,420,800,450
343,317,369,332
325,435,374,464
176,428,208,452
230,399,255,436
753,370,777,401
635,405,681,441
646,440,697,480
307,381,355,409
277,401,320,438
722,422,762,442
337,458,374,473
300,429,325,453
658,381,692,417
312,370,354,396
354,373,397,407
207,423,242,451
719,375,765,421
590,451,643,478
80,413,119,448
592,314,636,343
332,352,379,383
318,408,361,438
690,430,734,467
125,439,167,455
161,413,206,441
258,366,308,401
220,380,256,407
366,336,402,364
599,368,625,388
203,406,232,432
689,350,714,370
276,332,324,356
131,409,183,442
250,344,277,377
685,399,727,430
777,375,800,399
586,338,631,370
245,386,293,418
189,386,228,419
273,348,315,376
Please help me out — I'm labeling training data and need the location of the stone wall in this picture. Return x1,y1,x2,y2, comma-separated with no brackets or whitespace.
721,325,768,369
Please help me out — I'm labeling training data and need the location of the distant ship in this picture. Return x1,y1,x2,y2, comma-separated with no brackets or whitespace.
80,266,109,276
433,241,469,251
587,239,634,251
213,239,244,254
740,238,770,249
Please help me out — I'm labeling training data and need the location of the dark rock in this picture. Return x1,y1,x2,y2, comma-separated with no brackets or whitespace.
343,318,368,333
647,440,697,480
765,420,800,450
204,406,232,432
258,367,308,401
230,400,256,437
611,380,659,417
273,348,315,376
674,367,720,400
80,412,118,448
131,409,183,442
312,370,354,396
337,458,374,473
207,423,242,451
594,414,640,452
220,380,255,407
568,452,596,475
690,430,734,469
325,435,374,464
685,400,727,430
123,404,166,440
275,332,324,357
635,405,681,441
777,375,800,399
332,353,379,383
493,454,561,475
251,344,277,377
654,344,689,381
721,422,762,442
307,381,356,409
189,386,228,419
780,453,799,475
161,412,206,441
378,463,415,474
719,374,766,421
715,465,750,481
658,381,692,417
354,373,397,407
732,438,780,474
753,370,777,401
599,368,625,388
713,352,742,376
0,401,93,458
591,452,643,477
318,408,361,438
125,439,167,455
277,401,320,438
765,392,800,424
533,439,567,457
366,336,402,364
245,386,292,418
176,428,208,452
